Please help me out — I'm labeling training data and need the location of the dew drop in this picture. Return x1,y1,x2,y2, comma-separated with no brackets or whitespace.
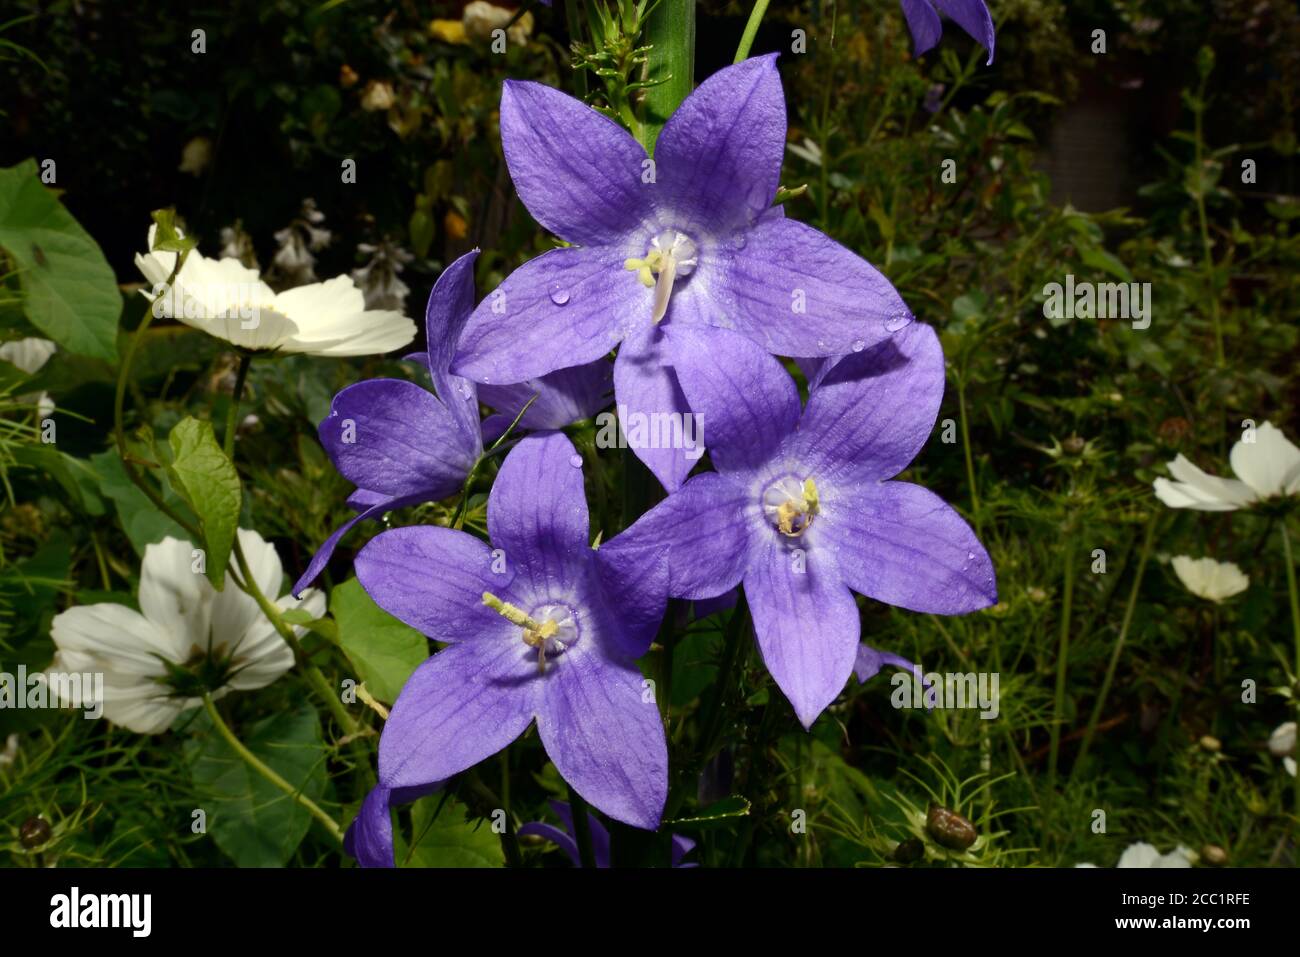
885,314,911,332
851,339,866,353
967,551,976,561
569,454,583,468
549,283,570,306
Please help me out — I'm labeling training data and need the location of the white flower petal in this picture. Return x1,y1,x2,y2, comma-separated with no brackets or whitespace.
1286,756,1296,778
1171,555,1249,603
1117,842,1160,868
272,276,415,355
211,529,284,652
1231,422,1300,500
0,337,57,375
49,603,175,677
138,537,214,659
1157,455,1257,510
1269,721,1296,757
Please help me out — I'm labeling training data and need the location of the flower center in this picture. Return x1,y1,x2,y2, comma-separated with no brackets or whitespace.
762,476,820,538
623,229,698,323
482,593,579,672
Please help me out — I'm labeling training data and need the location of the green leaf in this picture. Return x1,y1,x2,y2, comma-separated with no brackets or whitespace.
149,207,197,254
88,451,189,554
185,703,329,868
11,446,105,515
165,417,241,587
0,159,121,360
330,577,428,702
403,795,504,868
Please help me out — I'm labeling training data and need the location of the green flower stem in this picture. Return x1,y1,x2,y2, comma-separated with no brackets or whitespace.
566,783,598,868
201,693,343,843
957,370,981,529
112,257,201,541
1072,515,1157,777
222,352,252,459
733,0,770,63
1047,533,1076,785
640,0,695,151
1281,521,1300,828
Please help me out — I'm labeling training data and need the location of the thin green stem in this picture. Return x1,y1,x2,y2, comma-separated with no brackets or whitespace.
223,352,252,459
1073,515,1158,776
957,372,981,528
1047,533,1076,785
201,693,343,843
733,0,770,63
567,784,598,868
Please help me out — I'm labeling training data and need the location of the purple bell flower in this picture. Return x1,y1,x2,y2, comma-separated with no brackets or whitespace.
899,0,996,65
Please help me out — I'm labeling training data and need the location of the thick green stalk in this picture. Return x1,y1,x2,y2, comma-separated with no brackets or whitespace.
640,0,695,152
202,693,343,843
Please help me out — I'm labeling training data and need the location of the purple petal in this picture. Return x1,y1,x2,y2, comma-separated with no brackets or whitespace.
653,54,786,234
547,799,612,868
694,588,739,619
665,324,801,475
479,358,614,440
821,480,996,614
934,0,996,64
347,488,390,510
354,525,514,643
613,325,701,492
600,472,752,600
425,249,483,447
378,641,539,789
712,214,912,357
517,821,582,867
454,246,636,384
344,785,396,868
292,493,426,597
500,79,653,245
592,543,669,658
853,643,922,684
792,321,945,483
487,432,591,595
744,537,860,729
537,647,668,830
319,379,476,498
900,0,943,57
670,833,697,867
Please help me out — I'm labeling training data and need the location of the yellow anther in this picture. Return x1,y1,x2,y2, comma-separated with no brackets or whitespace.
775,478,819,537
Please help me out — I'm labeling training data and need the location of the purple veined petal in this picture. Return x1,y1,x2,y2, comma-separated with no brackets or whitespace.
488,432,591,595
425,249,483,449
454,246,639,385
354,525,514,643
592,543,669,659
671,833,697,867
319,378,476,498
900,0,944,57
347,487,390,510
710,214,913,357
821,480,997,614
478,358,614,441
500,79,654,246
517,821,583,867
536,646,668,830
653,54,786,235
933,0,996,64
292,492,428,597
613,325,702,492
853,643,921,684
792,321,946,483
694,587,739,619
378,640,540,790
665,324,801,475
600,471,752,601
744,536,860,729
548,799,613,867
793,356,835,391
344,780,445,868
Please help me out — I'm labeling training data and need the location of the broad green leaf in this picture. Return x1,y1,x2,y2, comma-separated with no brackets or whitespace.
330,577,428,702
88,450,189,554
166,416,241,587
0,159,120,361
403,795,504,868
11,446,105,516
185,703,329,868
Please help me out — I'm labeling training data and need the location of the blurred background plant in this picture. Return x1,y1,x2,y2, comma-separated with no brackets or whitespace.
1,0,1297,867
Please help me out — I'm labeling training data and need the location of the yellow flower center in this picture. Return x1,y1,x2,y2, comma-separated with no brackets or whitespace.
482,592,577,672
762,476,820,537
623,229,698,323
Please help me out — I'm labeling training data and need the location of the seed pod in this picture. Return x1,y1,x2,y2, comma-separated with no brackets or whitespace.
1199,735,1222,753
19,816,51,849
926,804,977,850
1201,844,1228,866
893,837,925,864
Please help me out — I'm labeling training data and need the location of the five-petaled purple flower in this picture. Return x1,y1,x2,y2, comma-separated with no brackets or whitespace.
352,431,669,854
293,250,610,595
601,323,996,727
519,800,697,868
452,55,913,492
900,0,996,65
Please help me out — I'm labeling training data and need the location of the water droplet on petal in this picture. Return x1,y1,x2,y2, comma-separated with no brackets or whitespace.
851,339,866,353
734,234,747,251
967,551,976,561
885,314,911,332
569,454,583,468
549,283,570,306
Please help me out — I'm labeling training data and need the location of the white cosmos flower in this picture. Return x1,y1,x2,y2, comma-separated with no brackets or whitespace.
47,529,324,734
1170,555,1249,603
134,226,416,356
1154,422,1300,511
0,337,57,417
1116,842,1195,868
